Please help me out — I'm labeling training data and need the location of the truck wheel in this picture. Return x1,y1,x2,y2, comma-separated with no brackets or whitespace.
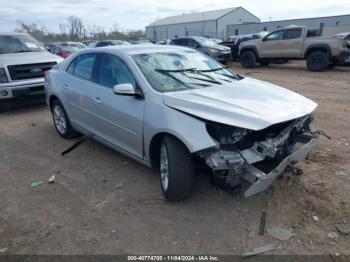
240,51,256,68
260,59,270,66
159,136,194,202
307,51,329,72
51,99,79,139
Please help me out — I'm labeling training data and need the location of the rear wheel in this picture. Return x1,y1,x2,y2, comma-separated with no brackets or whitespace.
307,51,329,72
159,136,194,202
51,99,79,139
0,101,4,113
240,51,257,68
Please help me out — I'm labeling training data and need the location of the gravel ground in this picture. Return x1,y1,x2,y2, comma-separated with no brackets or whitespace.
0,61,349,255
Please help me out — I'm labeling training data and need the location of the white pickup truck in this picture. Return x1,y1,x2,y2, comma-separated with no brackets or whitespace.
0,32,63,112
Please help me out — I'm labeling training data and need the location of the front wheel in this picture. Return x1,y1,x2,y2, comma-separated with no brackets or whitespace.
240,51,257,68
159,136,194,202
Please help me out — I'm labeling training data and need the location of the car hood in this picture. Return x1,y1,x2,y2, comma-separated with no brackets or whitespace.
209,45,230,52
240,39,261,47
0,51,63,67
162,77,317,131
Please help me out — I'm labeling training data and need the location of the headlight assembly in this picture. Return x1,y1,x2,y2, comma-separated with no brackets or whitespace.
0,68,8,83
206,121,248,145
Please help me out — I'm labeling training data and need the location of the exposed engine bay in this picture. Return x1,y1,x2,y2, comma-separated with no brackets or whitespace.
197,115,319,197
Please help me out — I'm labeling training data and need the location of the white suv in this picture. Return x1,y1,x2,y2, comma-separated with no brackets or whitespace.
0,32,63,112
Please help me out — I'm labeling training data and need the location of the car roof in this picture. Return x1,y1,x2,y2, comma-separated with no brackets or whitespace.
79,44,193,55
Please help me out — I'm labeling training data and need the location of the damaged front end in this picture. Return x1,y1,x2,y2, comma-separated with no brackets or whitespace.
197,115,319,197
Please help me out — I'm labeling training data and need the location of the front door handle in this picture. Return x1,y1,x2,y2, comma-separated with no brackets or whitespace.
93,97,102,104
63,84,69,89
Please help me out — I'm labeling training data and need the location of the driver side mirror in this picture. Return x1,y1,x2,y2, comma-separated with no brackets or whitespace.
113,83,136,96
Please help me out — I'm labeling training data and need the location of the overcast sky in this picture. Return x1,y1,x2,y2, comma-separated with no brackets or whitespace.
0,0,349,32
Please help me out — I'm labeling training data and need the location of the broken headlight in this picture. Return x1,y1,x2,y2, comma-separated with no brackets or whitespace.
0,68,8,83
206,121,248,145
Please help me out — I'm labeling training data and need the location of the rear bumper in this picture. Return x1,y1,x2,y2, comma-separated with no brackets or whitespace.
244,137,320,197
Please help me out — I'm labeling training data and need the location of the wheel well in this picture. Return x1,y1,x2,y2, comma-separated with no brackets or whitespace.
49,95,59,110
305,47,330,59
240,48,258,59
149,133,189,168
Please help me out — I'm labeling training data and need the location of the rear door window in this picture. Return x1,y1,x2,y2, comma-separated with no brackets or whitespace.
283,29,302,40
73,54,97,82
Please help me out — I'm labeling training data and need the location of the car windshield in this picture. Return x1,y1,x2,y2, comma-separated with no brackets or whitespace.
133,50,240,93
0,35,45,54
193,37,218,48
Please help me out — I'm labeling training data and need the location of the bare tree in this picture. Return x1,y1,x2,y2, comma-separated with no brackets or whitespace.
16,19,46,41
66,16,84,40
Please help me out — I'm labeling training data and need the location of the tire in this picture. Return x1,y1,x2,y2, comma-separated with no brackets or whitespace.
307,51,329,72
51,99,79,139
0,101,4,113
240,51,257,68
260,59,270,66
159,136,194,202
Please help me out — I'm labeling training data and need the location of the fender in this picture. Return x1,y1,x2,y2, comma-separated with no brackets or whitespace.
239,45,259,59
304,44,332,59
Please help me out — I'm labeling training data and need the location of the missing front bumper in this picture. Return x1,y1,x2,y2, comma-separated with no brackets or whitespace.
243,137,319,197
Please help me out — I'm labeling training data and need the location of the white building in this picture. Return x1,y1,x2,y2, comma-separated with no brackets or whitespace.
146,7,260,41
227,14,350,37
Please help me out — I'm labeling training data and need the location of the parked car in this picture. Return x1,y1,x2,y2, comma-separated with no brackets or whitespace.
0,32,63,112
210,38,224,44
128,40,153,45
94,40,130,48
95,41,116,48
170,36,232,63
239,26,350,71
61,41,86,49
111,40,131,46
155,39,171,45
87,41,98,48
51,45,80,59
46,45,319,201
335,33,350,64
221,33,267,60
44,42,60,53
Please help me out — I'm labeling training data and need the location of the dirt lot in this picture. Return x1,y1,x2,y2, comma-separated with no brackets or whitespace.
0,61,349,256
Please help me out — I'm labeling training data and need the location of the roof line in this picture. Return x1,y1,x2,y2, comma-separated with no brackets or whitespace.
148,7,239,27
228,13,350,26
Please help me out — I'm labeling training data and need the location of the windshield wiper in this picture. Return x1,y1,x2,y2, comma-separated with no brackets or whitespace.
198,67,242,80
155,69,210,88
156,68,223,85
198,66,228,72
155,68,197,73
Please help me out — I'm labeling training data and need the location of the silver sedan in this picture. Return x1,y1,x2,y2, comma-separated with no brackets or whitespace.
45,45,319,201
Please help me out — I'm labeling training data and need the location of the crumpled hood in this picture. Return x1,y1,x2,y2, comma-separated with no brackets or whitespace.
0,51,63,67
162,77,317,131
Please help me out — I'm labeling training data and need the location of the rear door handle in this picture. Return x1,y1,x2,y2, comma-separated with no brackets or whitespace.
64,84,69,89
93,97,102,104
